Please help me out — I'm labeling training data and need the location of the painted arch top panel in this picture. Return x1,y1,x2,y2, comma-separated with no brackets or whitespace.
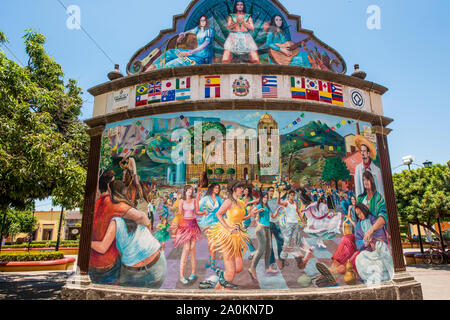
126,0,347,75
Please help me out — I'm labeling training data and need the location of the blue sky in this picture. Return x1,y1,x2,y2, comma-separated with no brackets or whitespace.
1,0,449,210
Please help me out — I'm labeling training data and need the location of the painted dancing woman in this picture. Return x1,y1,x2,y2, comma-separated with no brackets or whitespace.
207,181,261,290
175,185,206,284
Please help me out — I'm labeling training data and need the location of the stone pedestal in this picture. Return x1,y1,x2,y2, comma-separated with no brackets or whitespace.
61,275,423,300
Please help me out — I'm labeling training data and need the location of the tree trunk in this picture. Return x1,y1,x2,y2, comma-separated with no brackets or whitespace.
412,220,441,237
416,219,424,253
0,210,7,252
436,216,446,253
288,152,294,181
55,207,64,251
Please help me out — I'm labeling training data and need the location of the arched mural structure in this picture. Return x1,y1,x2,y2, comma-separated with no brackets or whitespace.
62,0,423,300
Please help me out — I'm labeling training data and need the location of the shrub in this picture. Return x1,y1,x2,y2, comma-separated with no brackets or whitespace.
226,168,236,175
2,242,79,249
0,252,64,262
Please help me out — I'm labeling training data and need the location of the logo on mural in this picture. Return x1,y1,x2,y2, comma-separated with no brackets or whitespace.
350,89,365,109
232,76,250,97
127,0,346,74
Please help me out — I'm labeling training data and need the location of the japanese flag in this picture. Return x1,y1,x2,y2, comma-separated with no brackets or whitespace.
162,79,175,91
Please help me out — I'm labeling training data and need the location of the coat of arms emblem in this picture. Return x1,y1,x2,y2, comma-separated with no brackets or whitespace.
232,76,250,97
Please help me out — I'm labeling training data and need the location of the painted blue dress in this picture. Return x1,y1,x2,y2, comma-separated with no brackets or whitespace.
198,195,223,228
266,31,311,67
152,27,215,69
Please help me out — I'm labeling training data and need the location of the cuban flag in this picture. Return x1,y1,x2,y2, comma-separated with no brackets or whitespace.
262,76,278,98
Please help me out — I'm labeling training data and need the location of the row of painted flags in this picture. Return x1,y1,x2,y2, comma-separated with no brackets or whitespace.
136,77,191,106
291,77,344,106
135,76,345,107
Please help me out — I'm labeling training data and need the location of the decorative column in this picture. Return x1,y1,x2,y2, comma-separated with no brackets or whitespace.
373,126,406,272
77,126,104,277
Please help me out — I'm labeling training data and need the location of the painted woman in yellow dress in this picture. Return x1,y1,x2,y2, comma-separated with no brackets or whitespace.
207,180,263,290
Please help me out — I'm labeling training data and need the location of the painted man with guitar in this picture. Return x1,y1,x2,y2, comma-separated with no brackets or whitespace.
266,14,329,71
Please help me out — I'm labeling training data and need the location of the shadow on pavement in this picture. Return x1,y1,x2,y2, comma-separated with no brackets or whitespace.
407,264,450,271
0,271,74,300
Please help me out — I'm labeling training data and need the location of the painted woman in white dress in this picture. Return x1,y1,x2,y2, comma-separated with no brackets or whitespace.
302,197,342,248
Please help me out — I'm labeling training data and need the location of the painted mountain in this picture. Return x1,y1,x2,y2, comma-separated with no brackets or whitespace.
280,121,346,186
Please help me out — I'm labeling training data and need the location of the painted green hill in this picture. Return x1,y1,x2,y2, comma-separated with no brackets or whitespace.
280,120,346,157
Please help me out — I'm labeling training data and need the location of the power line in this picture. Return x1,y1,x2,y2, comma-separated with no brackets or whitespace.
1,43,24,67
56,0,116,68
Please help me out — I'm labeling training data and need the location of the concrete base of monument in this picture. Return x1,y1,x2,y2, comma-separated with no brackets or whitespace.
61,272,423,300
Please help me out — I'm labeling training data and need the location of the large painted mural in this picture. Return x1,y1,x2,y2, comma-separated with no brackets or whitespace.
89,110,393,290
127,0,346,74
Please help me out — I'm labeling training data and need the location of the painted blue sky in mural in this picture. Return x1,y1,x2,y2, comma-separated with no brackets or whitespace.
107,110,365,140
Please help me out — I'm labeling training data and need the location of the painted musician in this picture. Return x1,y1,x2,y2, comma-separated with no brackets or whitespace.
145,15,214,71
265,14,311,67
222,1,260,64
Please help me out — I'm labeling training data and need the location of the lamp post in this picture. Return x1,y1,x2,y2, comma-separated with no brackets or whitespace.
55,207,64,252
27,202,35,252
402,155,424,253
423,160,432,168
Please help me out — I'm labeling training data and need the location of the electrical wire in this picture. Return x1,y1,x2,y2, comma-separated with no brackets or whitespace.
1,43,24,67
56,0,117,68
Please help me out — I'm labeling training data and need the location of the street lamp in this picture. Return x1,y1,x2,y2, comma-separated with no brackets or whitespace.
402,155,415,170
402,155,425,253
423,160,432,168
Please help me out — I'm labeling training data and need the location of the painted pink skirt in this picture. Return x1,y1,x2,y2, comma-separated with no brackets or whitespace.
174,218,201,248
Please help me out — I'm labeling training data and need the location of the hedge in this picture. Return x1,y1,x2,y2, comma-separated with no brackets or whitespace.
2,243,79,249
0,252,65,262
3,240,79,248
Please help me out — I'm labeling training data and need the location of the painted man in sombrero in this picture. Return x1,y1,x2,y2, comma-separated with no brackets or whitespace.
354,135,384,198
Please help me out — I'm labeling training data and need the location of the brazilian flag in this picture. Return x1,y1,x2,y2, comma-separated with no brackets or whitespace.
136,84,149,96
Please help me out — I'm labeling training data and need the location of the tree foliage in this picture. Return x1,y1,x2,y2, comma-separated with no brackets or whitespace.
2,209,38,240
99,135,113,175
321,157,351,189
0,29,89,212
393,164,450,235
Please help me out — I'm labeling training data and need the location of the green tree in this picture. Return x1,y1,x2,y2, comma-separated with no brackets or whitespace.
214,168,225,175
188,121,226,177
2,209,37,242
99,135,113,175
226,168,236,175
283,143,300,181
321,157,351,190
0,30,89,241
393,164,449,236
